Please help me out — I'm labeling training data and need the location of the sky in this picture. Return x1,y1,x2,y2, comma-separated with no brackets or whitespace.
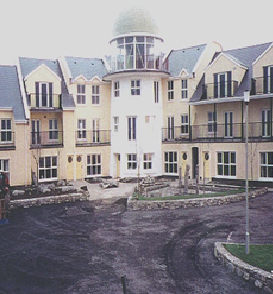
0,0,271,65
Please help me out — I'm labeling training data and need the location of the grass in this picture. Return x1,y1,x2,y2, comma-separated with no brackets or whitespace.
224,244,273,272
135,188,246,201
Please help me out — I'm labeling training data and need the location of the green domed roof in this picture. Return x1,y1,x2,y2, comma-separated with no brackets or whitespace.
113,6,159,37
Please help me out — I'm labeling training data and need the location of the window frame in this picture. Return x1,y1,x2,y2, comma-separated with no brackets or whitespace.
114,81,120,97
181,114,189,135
131,79,141,95
127,117,137,141
154,81,159,103
181,79,188,99
77,84,86,104
143,153,152,170
38,156,57,181
77,119,87,141
113,117,119,132
49,119,58,141
217,151,236,177
92,85,100,105
260,152,273,179
87,154,101,176
0,159,10,182
208,111,217,133
127,153,137,170
164,151,178,174
1,119,12,143
168,80,174,101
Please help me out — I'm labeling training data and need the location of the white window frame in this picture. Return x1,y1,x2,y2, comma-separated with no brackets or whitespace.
215,72,228,98
92,119,100,143
217,151,236,178
143,153,152,170
131,80,141,95
0,159,10,181
92,85,100,105
39,156,57,181
1,119,12,143
127,153,137,170
164,151,178,174
181,79,188,99
87,154,101,176
168,80,174,101
77,119,87,141
260,152,273,180
49,119,58,141
127,117,137,141
224,111,233,138
181,114,189,135
168,116,174,140
208,111,217,134
113,117,119,132
77,84,86,104
262,109,271,137
154,81,159,103
114,81,120,97
37,82,53,107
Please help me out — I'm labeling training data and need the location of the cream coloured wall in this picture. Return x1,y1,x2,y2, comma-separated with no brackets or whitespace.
253,45,273,77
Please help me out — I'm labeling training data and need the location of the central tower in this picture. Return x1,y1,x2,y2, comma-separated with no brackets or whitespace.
106,6,169,179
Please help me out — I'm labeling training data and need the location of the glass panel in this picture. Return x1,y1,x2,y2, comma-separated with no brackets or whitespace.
218,165,223,175
224,152,229,164
52,157,57,166
231,152,236,164
268,152,273,164
231,165,236,176
45,157,51,168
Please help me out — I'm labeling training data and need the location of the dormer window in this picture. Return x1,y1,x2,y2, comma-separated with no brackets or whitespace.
213,71,232,98
35,82,53,107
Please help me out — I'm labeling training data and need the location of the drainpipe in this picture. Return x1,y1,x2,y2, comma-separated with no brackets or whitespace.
214,103,217,141
241,100,244,141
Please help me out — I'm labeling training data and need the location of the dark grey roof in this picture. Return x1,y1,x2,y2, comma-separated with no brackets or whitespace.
64,56,108,80
167,44,207,77
19,57,75,109
0,66,26,121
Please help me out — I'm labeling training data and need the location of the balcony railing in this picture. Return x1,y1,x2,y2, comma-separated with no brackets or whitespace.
31,131,63,148
201,81,239,99
109,54,165,72
28,94,62,110
251,77,273,95
0,131,15,149
75,130,111,146
162,122,272,143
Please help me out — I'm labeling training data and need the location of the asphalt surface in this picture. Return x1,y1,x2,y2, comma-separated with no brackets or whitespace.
0,191,272,293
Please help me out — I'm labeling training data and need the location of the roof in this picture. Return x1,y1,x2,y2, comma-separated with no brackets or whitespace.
167,44,207,77
112,6,158,37
64,56,108,80
0,66,26,121
19,57,75,109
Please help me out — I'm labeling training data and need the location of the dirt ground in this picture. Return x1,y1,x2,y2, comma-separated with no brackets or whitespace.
0,192,272,294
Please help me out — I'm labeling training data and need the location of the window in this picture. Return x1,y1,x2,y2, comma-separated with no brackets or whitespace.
131,80,140,95
114,81,120,97
168,81,174,101
181,115,189,135
77,84,86,104
181,79,188,99
213,71,232,98
154,81,159,103
208,111,217,133
263,66,273,94
261,152,273,178
127,117,137,140
49,119,58,140
113,117,119,132
164,151,177,174
77,119,86,140
127,154,137,170
35,82,53,107
168,116,174,140
217,152,236,177
0,159,10,181
143,153,152,170
1,119,12,142
224,111,233,137
31,120,40,145
262,109,271,137
39,156,57,180
92,85,100,104
87,154,101,176
92,119,100,143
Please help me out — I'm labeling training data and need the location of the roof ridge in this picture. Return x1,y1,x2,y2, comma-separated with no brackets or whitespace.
65,56,103,61
224,41,272,53
173,43,207,52
19,56,58,62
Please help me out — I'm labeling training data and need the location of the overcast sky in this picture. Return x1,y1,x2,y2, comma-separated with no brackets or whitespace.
0,0,271,65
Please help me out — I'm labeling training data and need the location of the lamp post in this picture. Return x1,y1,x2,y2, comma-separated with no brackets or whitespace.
244,90,250,255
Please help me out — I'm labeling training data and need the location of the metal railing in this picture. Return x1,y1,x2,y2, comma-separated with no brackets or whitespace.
251,77,273,95
201,81,239,99
30,131,63,147
0,131,15,148
162,122,273,143
28,94,62,109
75,130,111,146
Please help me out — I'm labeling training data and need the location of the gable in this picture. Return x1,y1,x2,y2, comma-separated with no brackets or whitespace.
24,63,61,82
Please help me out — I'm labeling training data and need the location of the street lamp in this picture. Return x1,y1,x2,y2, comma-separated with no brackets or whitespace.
244,90,250,254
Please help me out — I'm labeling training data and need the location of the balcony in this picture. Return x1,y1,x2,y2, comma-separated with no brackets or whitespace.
0,131,16,149
201,81,239,100
28,94,62,111
251,77,273,95
162,122,272,143
75,130,111,146
30,131,63,148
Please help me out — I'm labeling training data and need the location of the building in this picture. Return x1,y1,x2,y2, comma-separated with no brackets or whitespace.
0,6,272,187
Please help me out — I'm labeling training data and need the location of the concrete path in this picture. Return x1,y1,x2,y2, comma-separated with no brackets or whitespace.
70,180,136,201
